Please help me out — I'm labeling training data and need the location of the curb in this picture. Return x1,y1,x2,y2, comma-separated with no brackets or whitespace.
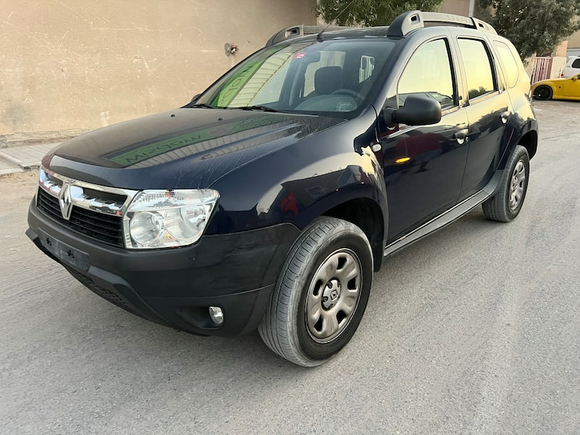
0,150,28,168
0,167,24,176
0,129,85,149
0,143,56,176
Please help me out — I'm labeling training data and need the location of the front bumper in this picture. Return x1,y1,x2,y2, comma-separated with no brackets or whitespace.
27,199,300,336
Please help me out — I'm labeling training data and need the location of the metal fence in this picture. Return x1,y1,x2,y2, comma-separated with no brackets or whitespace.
530,57,553,84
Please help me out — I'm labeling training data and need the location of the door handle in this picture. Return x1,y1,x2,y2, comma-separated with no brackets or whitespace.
501,111,511,124
454,128,469,144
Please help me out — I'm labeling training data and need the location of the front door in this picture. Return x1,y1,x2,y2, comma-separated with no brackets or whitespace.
380,38,469,242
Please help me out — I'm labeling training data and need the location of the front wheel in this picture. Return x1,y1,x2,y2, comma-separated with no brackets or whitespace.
259,217,373,367
482,145,530,222
533,85,553,100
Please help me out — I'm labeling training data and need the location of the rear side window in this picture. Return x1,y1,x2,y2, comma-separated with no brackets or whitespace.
458,39,496,100
359,55,375,82
494,41,519,88
572,58,580,68
398,38,456,110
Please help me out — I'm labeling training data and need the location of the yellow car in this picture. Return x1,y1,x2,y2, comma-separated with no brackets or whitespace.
532,74,580,100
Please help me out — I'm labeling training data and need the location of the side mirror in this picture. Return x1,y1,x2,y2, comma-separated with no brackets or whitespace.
573,76,578,81
384,95,442,127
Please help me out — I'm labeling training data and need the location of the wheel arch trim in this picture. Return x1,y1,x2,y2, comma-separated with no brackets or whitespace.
295,184,388,272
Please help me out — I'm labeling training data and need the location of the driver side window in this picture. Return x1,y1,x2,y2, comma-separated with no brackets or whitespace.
398,39,457,111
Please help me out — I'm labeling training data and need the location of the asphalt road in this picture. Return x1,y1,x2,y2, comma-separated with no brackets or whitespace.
1,100,579,434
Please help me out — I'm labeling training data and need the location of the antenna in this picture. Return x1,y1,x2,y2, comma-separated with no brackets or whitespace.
317,0,359,42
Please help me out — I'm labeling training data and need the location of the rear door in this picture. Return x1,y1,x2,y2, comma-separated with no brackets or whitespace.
379,37,470,242
452,34,512,200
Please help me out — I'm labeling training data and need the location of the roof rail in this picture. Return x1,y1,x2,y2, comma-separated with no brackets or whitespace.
387,10,496,38
265,24,350,47
470,16,497,34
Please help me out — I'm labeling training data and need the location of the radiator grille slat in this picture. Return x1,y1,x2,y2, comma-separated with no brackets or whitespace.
37,188,124,247
71,207,122,231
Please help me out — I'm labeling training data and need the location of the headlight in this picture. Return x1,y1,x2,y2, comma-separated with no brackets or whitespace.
124,189,219,249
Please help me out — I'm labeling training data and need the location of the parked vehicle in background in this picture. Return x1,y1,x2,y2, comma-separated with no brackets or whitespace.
532,74,580,100
561,56,580,78
27,10,538,367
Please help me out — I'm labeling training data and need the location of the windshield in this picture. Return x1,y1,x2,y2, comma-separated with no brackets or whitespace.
193,39,396,117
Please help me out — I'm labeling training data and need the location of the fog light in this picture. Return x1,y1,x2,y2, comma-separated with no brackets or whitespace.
209,306,224,325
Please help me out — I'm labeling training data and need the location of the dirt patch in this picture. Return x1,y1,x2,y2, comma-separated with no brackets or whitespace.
0,170,38,216
0,170,38,188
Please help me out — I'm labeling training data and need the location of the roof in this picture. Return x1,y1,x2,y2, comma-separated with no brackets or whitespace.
265,10,496,47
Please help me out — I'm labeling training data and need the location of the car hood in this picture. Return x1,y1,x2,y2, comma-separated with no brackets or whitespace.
44,108,345,189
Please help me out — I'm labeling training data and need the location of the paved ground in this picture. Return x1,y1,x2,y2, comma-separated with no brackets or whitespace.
1,100,579,434
0,143,59,175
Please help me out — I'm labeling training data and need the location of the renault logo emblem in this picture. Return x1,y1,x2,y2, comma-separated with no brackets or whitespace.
59,182,73,220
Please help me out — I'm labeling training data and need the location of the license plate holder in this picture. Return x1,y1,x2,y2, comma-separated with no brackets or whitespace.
39,230,90,271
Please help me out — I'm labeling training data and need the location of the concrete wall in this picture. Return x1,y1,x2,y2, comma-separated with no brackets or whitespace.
440,0,471,16
551,56,568,78
440,0,485,18
568,30,580,49
0,0,317,137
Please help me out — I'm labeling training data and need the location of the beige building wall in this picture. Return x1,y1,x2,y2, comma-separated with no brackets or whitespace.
568,30,580,49
0,0,317,137
440,0,485,18
440,0,471,16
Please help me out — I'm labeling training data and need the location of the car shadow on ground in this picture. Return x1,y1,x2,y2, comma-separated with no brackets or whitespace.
45,207,499,374
2,202,534,431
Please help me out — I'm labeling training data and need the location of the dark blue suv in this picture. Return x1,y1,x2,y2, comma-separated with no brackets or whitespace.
27,11,538,366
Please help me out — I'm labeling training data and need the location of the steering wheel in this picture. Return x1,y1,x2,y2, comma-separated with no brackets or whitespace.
331,89,364,102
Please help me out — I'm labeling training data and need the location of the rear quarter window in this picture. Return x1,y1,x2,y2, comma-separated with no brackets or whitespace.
572,58,580,69
494,41,520,88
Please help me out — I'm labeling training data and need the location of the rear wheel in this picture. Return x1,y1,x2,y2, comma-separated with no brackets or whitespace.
482,145,530,222
259,217,373,367
533,85,553,100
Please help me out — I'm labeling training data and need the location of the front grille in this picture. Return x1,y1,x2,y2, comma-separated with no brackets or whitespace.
37,188,124,247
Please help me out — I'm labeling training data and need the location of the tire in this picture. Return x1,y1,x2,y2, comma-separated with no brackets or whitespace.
482,145,530,222
533,85,553,100
258,217,373,367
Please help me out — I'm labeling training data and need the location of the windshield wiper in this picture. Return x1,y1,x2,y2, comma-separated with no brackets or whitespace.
236,105,279,113
189,103,215,109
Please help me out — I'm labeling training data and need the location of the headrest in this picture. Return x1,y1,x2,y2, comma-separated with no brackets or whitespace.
315,66,342,95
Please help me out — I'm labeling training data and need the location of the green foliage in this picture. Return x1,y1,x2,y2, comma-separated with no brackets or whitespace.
479,0,580,58
316,0,445,27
